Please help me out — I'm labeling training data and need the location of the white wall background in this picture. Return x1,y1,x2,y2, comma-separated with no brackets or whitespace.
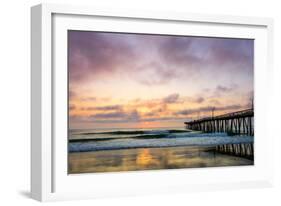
0,0,280,205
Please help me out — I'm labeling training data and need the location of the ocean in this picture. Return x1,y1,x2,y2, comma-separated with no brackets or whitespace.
68,127,254,153
68,127,254,173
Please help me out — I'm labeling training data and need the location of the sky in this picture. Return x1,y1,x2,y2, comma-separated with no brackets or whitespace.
68,31,254,129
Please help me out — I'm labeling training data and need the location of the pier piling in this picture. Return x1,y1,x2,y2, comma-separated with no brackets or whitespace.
185,109,254,136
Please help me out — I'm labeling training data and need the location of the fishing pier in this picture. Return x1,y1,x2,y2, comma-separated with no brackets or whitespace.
185,108,254,159
184,109,254,136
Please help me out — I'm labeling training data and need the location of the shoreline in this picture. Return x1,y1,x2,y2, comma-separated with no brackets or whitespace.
69,145,254,174
68,144,217,153
68,141,254,153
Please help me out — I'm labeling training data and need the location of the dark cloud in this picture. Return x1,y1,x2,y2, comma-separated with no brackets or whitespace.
208,39,254,70
82,105,122,111
212,84,238,97
95,105,122,111
157,37,253,80
69,104,76,111
174,104,242,117
174,110,194,116
216,85,236,93
175,106,214,116
126,110,141,122
69,31,254,86
80,97,97,102
76,96,111,102
68,31,136,83
194,97,204,103
90,111,126,119
163,93,180,104
89,110,140,122
157,37,201,70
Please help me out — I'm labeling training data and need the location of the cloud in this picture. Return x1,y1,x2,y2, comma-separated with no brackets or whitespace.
130,94,180,109
175,95,205,104
136,62,178,85
80,97,97,102
144,107,165,117
90,111,126,119
174,104,243,117
163,93,180,104
82,105,122,111
73,96,111,102
126,110,141,121
70,113,186,124
194,97,204,103
157,37,253,81
140,117,185,122
69,104,76,111
216,85,235,93
95,105,122,111
131,99,161,109
212,84,238,97
69,31,254,87
157,37,202,70
89,109,140,122
69,90,77,98
68,32,253,129
70,102,244,125
174,110,194,116
144,112,155,117
174,106,214,116
187,96,205,104
68,31,136,83
208,39,254,70
218,104,242,111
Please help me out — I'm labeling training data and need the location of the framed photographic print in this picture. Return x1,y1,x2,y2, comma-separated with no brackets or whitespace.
31,3,274,201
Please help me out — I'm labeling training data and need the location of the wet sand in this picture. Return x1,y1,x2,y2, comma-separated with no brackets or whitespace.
68,146,253,174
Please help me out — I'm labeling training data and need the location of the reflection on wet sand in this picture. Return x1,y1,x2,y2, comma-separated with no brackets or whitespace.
68,146,253,174
136,149,159,166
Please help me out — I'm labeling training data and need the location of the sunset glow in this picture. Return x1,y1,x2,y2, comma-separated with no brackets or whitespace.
68,31,253,129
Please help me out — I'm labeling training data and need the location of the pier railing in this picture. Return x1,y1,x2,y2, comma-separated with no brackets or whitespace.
184,109,254,135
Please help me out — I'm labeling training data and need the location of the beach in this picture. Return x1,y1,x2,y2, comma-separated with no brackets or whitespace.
68,145,253,174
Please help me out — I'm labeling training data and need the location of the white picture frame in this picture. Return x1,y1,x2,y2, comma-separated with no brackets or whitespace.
31,3,274,202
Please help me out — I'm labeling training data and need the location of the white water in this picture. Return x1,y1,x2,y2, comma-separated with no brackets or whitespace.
69,128,254,153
